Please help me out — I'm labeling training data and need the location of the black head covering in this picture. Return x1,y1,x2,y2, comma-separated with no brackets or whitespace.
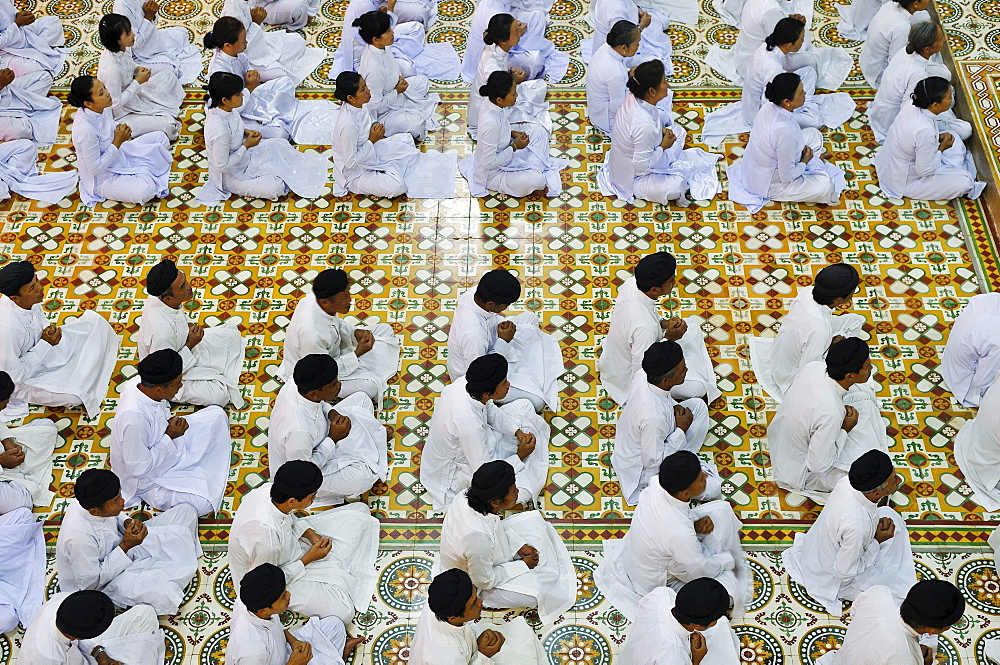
0,370,14,402
634,252,677,291
292,354,339,393
642,340,684,382
75,469,121,509
56,590,116,639
658,450,702,495
428,569,474,621
673,578,729,626
272,460,323,499
849,450,894,492
313,269,349,300
0,260,34,297
475,269,521,305
469,460,516,504
137,348,184,385
826,337,869,378
465,354,508,397
240,563,287,612
146,259,179,297
902,580,965,629
813,264,860,302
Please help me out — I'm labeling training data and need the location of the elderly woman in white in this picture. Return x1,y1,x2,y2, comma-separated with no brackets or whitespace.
586,20,639,135
221,0,326,84
112,0,201,83
859,0,931,87
590,0,674,72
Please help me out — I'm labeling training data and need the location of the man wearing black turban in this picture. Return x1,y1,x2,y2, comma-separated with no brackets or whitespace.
109,348,233,517
768,336,889,503
55,468,202,615
836,579,965,664
420,352,550,512
447,269,564,413
136,258,247,408
228,460,380,623
20,589,165,665
0,369,59,512
754,261,866,398
268,354,389,506
279,268,401,407
783,449,916,616
598,251,720,408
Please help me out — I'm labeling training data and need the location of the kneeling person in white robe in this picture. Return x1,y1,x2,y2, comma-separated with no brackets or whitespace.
228,563,365,665
440,461,576,623
0,261,119,420
597,251,721,406
618,578,741,665
410,568,545,665
941,292,1000,409
0,370,57,512
614,340,716,506
595,451,749,621
228,461,380,624
0,506,45,633
953,380,1000,511
421,353,550,512
138,259,246,408
782,451,916,616
280,268,400,406
269,354,389,507
55,469,201,616
18,590,165,665
110,349,232,516
448,268,564,411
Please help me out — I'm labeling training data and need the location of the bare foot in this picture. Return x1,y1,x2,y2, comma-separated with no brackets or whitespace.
343,636,365,657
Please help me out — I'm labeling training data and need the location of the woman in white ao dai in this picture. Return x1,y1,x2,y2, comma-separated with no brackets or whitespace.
586,20,639,135
859,0,931,87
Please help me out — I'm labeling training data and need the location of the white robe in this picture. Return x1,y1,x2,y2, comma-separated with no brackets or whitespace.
586,43,628,135
228,483,380,624
439,495,576,624
17,593,165,665
594,481,750,621
750,285,866,400
941,292,1000,408
836,0,885,40
709,0,806,83
873,103,984,201
0,70,61,144
954,381,1000,511
97,48,183,140
0,299,119,420
249,0,319,30
136,295,247,408
0,418,58,511
461,0,566,84
446,289,563,410
222,0,326,84
596,276,720,406
587,0,675,70
822,585,925,665
0,139,78,205
466,44,551,140
409,606,545,665
109,376,232,515
420,379,550,511
859,3,929,87
278,295,400,404
782,477,915,616
112,0,202,83
268,387,388,506
0,0,65,77
70,106,171,206
597,93,720,205
767,361,888,502
359,43,438,142
55,500,201,615
617,587,741,665
227,602,347,665
0,507,45,633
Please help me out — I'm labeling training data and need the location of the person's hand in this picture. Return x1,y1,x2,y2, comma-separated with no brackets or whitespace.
142,0,159,19
801,145,813,163
119,517,147,551
354,328,375,356
841,405,859,433
873,516,895,543
938,132,955,152
368,122,385,143
112,123,132,148
674,405,694,432
517,544,539,568
511,67,526,85
14,10,35,26
287,640,313,665
660,127,677,149
0,442,24,469
511,131,529,151
134,66,151,84
394,76,408,93
789,12,806,22
661,317,687,340
516,429,536,460
302,537,332,564
497,319,516,341
243,130,262,149
41,325,62,345
637,8,651,28
185,322,204,348
93,650,123,665
694,516,714,535
165,415,189,439
328,411,352,442
920,644,934,665
250,5,267,22
690,631,708,665
0,68,14,90
246,69,261,91
477,629,505,658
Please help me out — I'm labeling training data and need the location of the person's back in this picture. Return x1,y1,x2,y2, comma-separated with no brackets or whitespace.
834,585,916,664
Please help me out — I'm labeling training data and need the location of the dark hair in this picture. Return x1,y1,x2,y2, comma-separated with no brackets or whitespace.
626,59,665,99
899,600,927,631
353,10,391,44
646,363,681,386
483,13,515,45
906,21,940,54
893,0,921,8
479,69,514,102
98,13,131,52
765,17,804,50
67,76,97,108
334,71,362,102
466,485,508,515
607,19,640,47
911,76,950,108
205,71,244,108
269,484,313,503
203,16,244,50
764,72,801,105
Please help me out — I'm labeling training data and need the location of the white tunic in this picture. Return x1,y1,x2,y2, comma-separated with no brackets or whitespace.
330,101,410,198
954,380,1000,511
268,386,388,506
461,0,564,85
358,43,438,141
941,292,1000,408
0,139,77,205
782,477,916,616
0,0,65,77
112,0,202,83
221,0,326,84
590,0,674,69
859,3,928,87
97,47,183,140
410,606,545,665
586,42,628,135
0,298,119,420
55,500,201,615
136,295,247,408
0,507,45,633
250,0,320,31
109,376,232,514
467,44,551,139
0,418,57,512
729,0,797,80
0,71,61,144
836,0,885,41
420,379,551,511
828,585,924,665
227,603,347,665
